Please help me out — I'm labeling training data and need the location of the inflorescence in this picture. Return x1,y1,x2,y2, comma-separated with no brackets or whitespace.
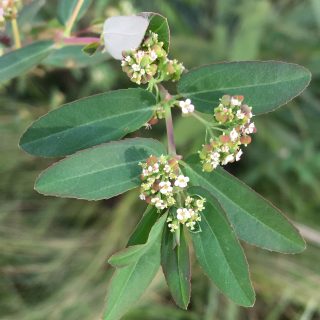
0,0,19,28
199,95,256,172
121,31,185,85
139,155,205,232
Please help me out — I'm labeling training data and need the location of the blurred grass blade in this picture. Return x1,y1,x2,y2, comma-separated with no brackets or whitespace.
35,138,166,200
177,61,311,114
183,156,306,253
0,41,53,84
188,186,255,307
161,225,191,309
104,214,167,320
57,0,92,26
20,88,156,157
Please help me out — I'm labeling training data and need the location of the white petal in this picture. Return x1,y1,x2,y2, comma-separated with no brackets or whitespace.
103,15,149,60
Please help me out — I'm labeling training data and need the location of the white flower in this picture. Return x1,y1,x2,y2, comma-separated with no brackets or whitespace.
150,50,157,61
246,122,255,134
176,208,186,221
155,199,167,210
236,109,245,119
229,128,239,142
151,197,160,204
132,63,140,72
196,199,205,211
235,149,243,161
159,181,173,195
139,194,146,200
125,56,132,63
211,161,219,169
230,97,241,106
174,175,190,188
185,196,193,206
221,154,234,165
163,164,171,173
210,152,220,162
179,99,195,114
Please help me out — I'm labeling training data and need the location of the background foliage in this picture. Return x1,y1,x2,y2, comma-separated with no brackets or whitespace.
1,0,319,319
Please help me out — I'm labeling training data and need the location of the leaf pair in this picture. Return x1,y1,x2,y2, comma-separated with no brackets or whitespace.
161,186,254,309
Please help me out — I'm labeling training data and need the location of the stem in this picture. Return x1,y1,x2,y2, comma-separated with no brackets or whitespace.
11,19,21,49
64,0,85,37
62,36,100,45
165,106,176,155
157,84,177,156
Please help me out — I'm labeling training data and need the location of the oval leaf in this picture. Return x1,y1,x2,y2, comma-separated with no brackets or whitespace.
128,206,160,246
144,12,170,52
161,226,191,309
20,88,156,157
0,41,53,84
104,214,167,320
103,15,149,60
189,186,255,307
182,156,306,253
44,45,109,68
57,0,92,26
35,138,166,200
177,61,311,114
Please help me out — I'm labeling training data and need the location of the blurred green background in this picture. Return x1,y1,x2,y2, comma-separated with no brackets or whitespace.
1,0,320,319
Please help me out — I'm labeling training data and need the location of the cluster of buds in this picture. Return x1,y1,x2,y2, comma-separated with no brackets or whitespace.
139,155,189,210
167,196,205,232
199,95,256,172
121,31,185,85
0,0,19,28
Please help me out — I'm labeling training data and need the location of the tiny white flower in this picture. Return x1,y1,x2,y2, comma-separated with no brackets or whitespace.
179,99,195,114
236,109,245,119
139,194,146,200
174,175,190,188
229,128,239,142
230,97,241,106
159,181,173,195
125,56,132,63
210,152,220,162
221,154,235,165
235,149,243,161
150,50,157,61
176,208,185,221
185,196,193,206
140,68,146,75
164,164,171,173
155,199,166,210
132,63,140,72
211,161,219,169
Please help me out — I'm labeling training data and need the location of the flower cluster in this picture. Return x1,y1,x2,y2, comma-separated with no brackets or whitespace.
121,31,185,85
0,0,19,27
139,155,189,210
167,196,205,232
199,95,256,172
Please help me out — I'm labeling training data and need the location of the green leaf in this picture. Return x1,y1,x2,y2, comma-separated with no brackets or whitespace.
182,156,306,253
161,226,191,309
188,186,255,307
104,214,167,320
146,13,170,52
35,138,166,200
44,45,108,68
128,206,160,246
0,41,53,84
20,89,156,157
82,41,100,56
57,0,92,26
177,61,311,114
